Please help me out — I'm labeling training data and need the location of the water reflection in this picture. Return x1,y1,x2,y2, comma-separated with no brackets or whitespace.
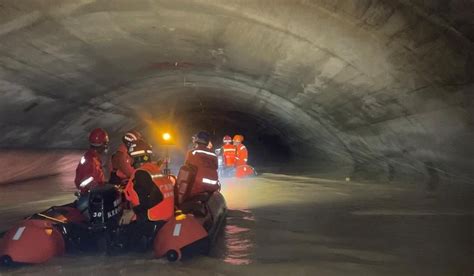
220,209,255,265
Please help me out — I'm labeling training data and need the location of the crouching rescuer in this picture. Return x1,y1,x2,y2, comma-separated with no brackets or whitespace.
121,139,175,251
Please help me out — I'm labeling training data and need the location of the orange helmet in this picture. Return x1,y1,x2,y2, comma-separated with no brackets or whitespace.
89,128,109,147
233,134,244,143
223,135,232,143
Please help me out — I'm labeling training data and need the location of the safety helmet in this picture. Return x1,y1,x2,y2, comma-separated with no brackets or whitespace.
122,130,142,146
89,128,109,147
233,134,244,143
195,131,211,145
223,135,232,144
128,139,153,167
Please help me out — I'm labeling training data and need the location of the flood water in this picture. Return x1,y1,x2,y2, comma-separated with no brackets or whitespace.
0,152,473,275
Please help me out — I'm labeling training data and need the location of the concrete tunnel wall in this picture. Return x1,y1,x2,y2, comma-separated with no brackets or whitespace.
0,0,473,185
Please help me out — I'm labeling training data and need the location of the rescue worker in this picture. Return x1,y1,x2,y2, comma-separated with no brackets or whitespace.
184,131,219,199
122,139,174,250
233,134,248,167
74,128,109,193
222,135,236,168
74,128,109,215
216,135,236,177
109,130,142,185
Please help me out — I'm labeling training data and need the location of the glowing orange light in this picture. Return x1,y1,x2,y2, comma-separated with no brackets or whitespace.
162,132,171,141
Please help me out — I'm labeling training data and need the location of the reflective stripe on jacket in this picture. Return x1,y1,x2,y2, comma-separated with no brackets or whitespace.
74,149,105,193
185,145,219,196
222,144,236,167
235,144,248,167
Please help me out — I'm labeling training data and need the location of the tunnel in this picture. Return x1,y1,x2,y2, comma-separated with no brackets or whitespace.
0,1,473,275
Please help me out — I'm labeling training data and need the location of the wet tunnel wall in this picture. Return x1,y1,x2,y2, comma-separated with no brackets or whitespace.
0,0,473,184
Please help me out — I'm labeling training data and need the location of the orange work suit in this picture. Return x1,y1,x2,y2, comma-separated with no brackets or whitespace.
235,144,248,167
222,144,236,167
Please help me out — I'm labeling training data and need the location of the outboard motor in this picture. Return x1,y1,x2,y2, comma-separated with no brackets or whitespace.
87,185,123,251
88,184,123,231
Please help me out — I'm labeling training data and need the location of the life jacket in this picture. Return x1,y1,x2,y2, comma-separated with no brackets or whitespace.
235,144,248,167
184,145,219,197
109,144,135,184
222,144,236,167
74,149,105,193
124,162,174,221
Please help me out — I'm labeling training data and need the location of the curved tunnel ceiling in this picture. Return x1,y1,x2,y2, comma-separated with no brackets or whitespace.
0,0,473,182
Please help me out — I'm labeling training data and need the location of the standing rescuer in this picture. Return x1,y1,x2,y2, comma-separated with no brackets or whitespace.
233,134,248,167
222,135,236,168
109,130,142,185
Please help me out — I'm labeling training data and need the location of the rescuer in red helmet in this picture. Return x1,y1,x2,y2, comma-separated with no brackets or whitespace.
74,128,109,194
233,134,248,167
183,131,219,199
121,139,174,250
109,130,142,185
73,128,109,216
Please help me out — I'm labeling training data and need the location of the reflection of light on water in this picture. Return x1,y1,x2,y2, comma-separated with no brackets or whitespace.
220,178,252,209
222,209,255,265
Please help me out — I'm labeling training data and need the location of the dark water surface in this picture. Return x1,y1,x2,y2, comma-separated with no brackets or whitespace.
0,153,472,275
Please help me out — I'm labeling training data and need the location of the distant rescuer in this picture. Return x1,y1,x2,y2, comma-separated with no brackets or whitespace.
109,130,142,185
216,135,236,177
184,131,220,198
233,134,248,167
74,128,109,193
221,135,236,168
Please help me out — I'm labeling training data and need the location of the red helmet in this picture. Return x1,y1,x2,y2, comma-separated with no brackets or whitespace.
223,135,232,143
233,134,244,143
89,128,109,147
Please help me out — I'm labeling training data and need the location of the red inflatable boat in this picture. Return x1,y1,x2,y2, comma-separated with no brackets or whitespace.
0,172,227,265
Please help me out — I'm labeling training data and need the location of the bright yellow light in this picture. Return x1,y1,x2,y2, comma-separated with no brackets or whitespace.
162,132,171,141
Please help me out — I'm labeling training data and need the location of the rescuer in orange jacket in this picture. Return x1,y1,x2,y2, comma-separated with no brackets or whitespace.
73,128,109,216
233,134,248,167
184,131,220,198
109,130,142,185
124,139,174,222
222,135,236,168
74,128,109,194
120,139,174,251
